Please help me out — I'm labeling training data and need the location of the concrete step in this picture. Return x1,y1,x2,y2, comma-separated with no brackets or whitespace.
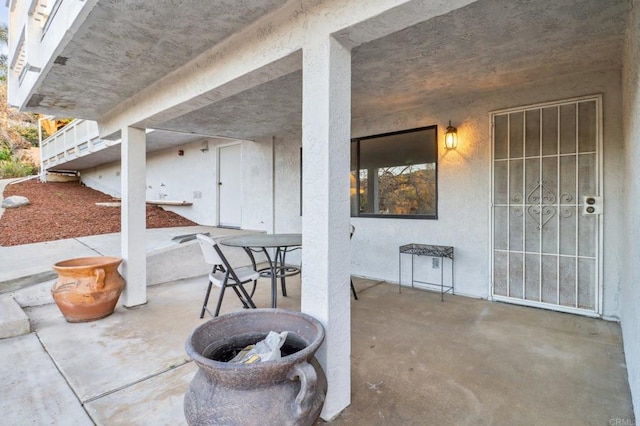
0,271,57,295
0,296,31,339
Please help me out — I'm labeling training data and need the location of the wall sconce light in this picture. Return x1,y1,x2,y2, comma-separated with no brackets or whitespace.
200,141,209,153
444,120,458,150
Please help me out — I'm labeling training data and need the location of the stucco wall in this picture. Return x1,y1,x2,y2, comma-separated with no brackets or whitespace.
241,137,275,233
82,139,217,225
621,0,640,418
274,135,303,234
272,135,303,266
145,140,217,226
349,69,624,319
81,161,122,199
81,137,276,230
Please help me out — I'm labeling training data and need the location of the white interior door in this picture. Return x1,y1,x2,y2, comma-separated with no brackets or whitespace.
491,96,602,316
218,144,242,228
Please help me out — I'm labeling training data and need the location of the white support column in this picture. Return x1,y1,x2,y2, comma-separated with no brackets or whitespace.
120,126,147,307
301,35,351,420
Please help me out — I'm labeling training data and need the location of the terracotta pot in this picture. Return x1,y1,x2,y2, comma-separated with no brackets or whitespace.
51,256,125,323
184,309,326,426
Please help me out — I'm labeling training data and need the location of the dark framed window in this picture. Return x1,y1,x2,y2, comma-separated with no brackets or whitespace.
351,126,438,219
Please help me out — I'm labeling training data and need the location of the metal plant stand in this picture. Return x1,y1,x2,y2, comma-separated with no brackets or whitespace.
399,243,454,301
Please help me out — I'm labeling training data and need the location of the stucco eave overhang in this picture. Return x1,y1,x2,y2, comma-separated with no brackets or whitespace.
18,0,291,118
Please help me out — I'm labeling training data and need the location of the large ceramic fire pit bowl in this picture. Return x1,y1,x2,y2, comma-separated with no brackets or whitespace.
184,308,326,426
51,256,125,323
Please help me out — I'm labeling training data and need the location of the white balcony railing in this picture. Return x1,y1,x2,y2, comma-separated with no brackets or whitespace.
31,0,52,26
39,0,63,36
12,34,27,80
40,119,113,179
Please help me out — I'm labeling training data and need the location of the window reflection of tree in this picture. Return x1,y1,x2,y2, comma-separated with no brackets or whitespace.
361,164,435,215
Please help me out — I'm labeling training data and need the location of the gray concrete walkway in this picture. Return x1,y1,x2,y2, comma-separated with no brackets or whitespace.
0,226,262,294
0,272,635,425
0,195,634,424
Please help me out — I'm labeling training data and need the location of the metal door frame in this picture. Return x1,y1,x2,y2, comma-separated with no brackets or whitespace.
489,94,603,317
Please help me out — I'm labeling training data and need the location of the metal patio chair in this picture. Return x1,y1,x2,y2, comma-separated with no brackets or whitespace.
196,234,260,318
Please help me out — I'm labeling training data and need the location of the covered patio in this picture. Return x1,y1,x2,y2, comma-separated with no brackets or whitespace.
2,269,633,424
6,0,640,421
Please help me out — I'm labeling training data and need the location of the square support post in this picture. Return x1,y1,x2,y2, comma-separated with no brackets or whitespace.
120,126,147,307
301,35,351,420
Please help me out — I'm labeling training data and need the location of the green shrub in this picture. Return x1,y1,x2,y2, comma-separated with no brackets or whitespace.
0,148,10,161
16,126,40,147
0,160,37,178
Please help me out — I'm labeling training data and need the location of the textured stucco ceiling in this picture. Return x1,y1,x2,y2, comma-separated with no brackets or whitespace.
157,71,303,140
154,0,629,140
30,0,289,117
351,0,629,120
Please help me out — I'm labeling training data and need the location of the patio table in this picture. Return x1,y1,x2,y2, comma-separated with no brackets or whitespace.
221,233,301,308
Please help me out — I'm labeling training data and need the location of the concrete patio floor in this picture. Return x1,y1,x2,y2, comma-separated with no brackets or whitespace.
0,270,634,425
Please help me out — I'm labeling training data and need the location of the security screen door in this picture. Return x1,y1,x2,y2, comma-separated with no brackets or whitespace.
491,96,602,316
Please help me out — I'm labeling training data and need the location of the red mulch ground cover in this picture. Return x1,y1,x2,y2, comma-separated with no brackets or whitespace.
0,180,197,246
